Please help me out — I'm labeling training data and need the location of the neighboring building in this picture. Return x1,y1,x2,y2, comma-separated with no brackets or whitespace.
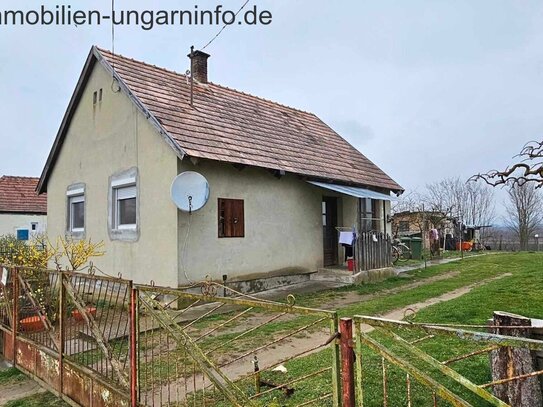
391,210,454,249
0,176,47,239
38,46,402,287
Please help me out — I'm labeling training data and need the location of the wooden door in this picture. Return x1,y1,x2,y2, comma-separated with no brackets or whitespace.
322,197,338,266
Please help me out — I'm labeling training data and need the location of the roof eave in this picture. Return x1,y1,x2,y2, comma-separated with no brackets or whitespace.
0,210,47,215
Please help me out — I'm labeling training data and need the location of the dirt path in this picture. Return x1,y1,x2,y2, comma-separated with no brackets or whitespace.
147,272,512,403
359,272,512,332
318,270,460,311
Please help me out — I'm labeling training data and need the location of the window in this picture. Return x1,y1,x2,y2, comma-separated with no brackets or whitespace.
109,169,138,241
218,198,244,238
16,229,29,241
113,184,137,229
67,191,85,233
31,222,38,231
399,221,410,232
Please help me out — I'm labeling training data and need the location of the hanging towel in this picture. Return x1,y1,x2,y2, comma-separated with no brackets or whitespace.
339,231,354,245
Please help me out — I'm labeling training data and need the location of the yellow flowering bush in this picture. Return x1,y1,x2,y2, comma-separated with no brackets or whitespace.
0,234,106,325
0,234,104,271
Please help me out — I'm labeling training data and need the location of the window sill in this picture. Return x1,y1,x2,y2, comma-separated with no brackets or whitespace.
109,226,139,242
66,230,85,240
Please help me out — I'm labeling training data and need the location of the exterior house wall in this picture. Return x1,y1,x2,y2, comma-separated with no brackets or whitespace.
46,63,179,286
176,159,332,283
0,214,47,237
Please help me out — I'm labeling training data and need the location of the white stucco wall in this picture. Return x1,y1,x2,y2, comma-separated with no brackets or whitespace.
46,62,179,286
176,159,365,283
0,214,47,237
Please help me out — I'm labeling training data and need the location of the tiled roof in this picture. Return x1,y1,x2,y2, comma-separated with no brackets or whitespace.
0,176,47,214
98,49,402,192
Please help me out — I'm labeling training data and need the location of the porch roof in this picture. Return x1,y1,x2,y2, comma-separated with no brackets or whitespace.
308,181,397,201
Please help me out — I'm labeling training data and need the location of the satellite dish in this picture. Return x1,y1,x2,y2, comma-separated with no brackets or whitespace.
170,171,210,213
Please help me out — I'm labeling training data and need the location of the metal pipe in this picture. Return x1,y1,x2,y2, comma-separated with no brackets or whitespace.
340,318,355,407
130,285,137,407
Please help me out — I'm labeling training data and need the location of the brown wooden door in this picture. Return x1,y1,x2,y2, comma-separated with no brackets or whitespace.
322,197,338,266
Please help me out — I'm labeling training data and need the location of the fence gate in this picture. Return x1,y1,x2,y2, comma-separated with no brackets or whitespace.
135,280,341,406
350,315,543,407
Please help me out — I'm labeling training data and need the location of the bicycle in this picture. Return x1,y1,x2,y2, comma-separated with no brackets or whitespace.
391,239,412,264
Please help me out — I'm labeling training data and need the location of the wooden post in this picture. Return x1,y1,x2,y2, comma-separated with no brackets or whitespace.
490,311,543,406
340,317,355,407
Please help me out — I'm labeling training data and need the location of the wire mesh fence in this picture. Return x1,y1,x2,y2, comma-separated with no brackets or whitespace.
136,280,341,407
352,315,543,407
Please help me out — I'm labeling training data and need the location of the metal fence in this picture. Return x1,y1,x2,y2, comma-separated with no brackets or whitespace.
0,265,341,407
349,315,543,407
2,264,543,407
135,280,341,407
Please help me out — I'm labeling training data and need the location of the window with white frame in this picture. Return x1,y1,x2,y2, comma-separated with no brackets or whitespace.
67,189,85,233
113,183,137,229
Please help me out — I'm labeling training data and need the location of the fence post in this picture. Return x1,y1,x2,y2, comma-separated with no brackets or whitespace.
340,317,355,407
330,314,341,407
59,271,65,394
130,285,138,407
11,267,18,367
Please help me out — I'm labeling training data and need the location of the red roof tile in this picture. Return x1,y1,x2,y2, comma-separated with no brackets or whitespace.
0,176,47,214
99,49,403,193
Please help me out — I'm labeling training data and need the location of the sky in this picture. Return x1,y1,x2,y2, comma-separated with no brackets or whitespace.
1,0,543,220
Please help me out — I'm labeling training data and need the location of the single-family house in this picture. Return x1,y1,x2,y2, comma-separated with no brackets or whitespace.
0,176,47,239
38,46,403,288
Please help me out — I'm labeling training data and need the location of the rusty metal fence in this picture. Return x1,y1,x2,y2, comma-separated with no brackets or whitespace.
135,280,341,407
0,265,132,406
348,315,543,407
0,265,342,407
3,263,543,407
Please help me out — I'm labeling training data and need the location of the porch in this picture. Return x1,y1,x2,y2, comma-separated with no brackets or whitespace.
310,180,396,282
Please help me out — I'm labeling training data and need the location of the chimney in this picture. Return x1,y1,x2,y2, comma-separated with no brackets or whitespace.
188,47,210,84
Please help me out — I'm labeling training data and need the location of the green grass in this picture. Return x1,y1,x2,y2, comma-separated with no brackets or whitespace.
0,368,26,385
186,252,543,406
4,392,69,407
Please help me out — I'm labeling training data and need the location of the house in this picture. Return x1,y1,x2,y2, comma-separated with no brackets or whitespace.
38,46,402,288
391,210,455,250
0,176,47,239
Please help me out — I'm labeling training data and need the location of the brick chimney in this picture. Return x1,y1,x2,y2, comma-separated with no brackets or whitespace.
188,47,210,83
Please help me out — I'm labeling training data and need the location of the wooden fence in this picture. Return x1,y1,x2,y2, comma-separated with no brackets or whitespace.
355,232,392,271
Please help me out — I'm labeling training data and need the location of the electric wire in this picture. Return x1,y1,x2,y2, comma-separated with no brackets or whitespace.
201,0,250,50
181,212,194,284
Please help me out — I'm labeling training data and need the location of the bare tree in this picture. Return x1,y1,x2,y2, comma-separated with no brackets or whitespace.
424,177,496,232
505,183,543,250
472,140,543,188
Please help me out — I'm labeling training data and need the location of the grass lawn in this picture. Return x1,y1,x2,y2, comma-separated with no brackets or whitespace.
247,252,543,406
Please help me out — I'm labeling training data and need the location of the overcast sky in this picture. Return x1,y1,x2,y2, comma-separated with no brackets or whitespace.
1,0,543,219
